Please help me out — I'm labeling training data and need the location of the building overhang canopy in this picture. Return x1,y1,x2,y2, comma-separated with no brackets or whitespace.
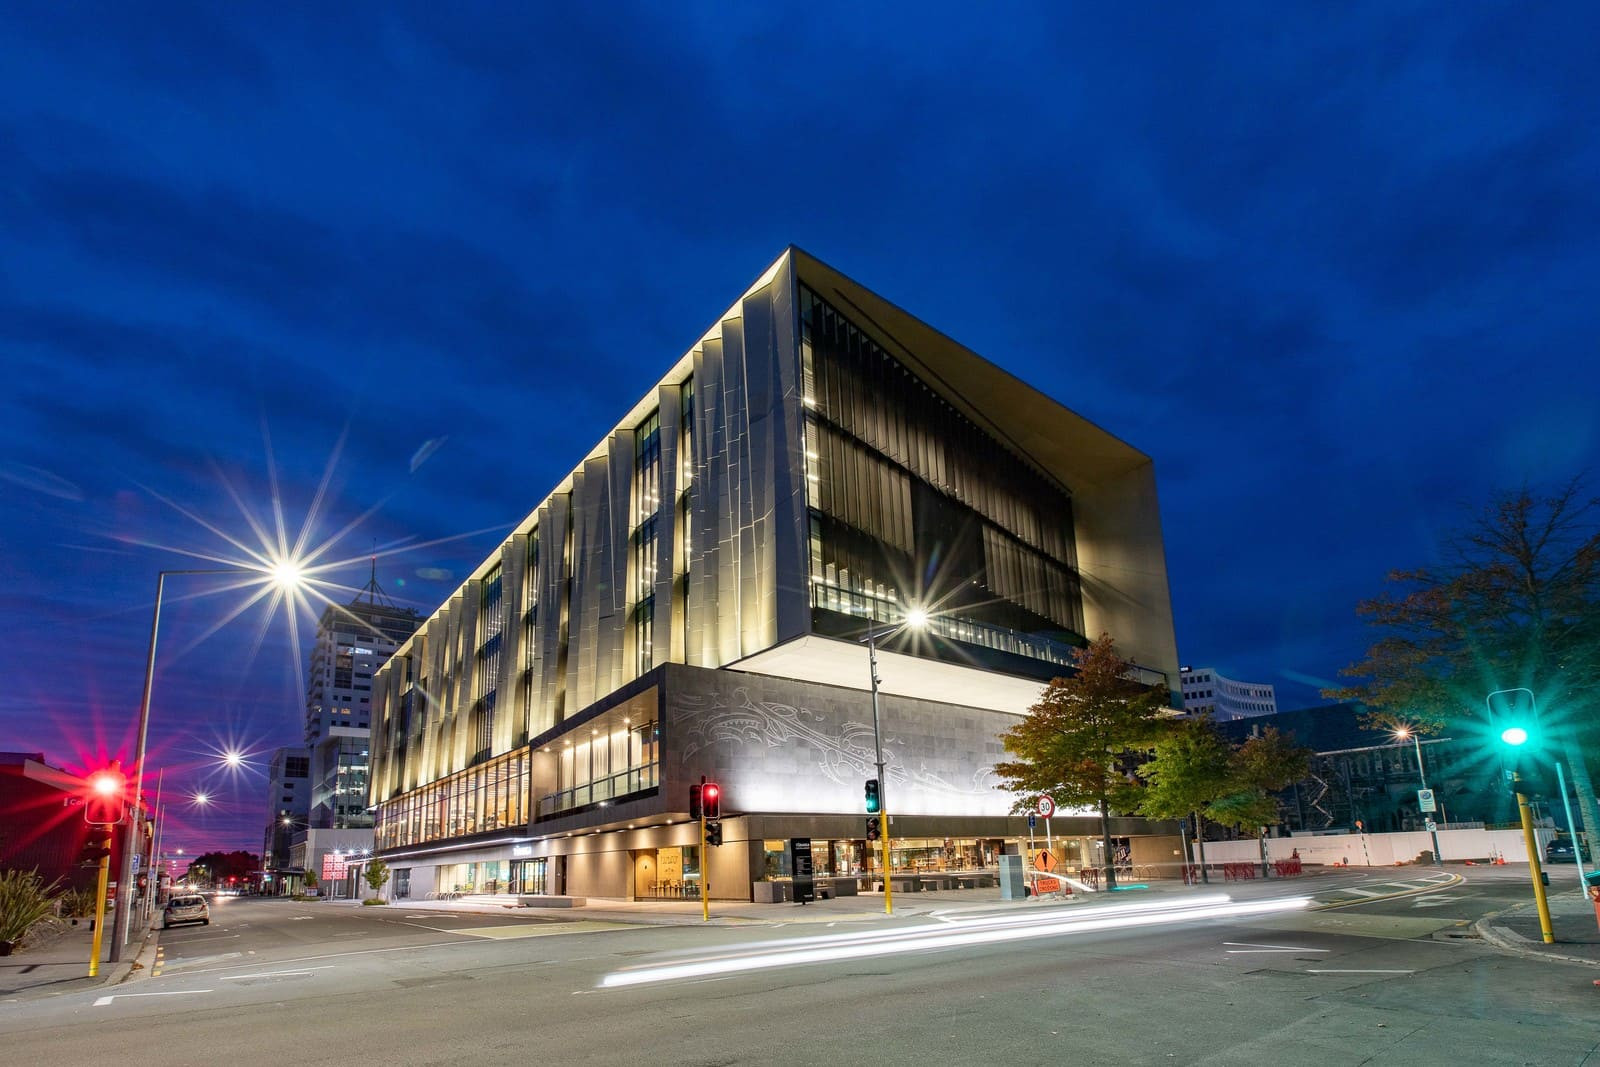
725,635,1048,716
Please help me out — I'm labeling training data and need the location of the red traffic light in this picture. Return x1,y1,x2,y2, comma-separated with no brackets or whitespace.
84,764,127,825
702,782,720,820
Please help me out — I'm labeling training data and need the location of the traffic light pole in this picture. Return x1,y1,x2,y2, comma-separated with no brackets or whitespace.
699,813,709,923
87,845,110,977
1514,775,1555,943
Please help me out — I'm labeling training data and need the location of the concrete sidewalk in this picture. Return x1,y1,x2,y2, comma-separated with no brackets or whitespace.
1476,873,1600,968
0,913,159,1002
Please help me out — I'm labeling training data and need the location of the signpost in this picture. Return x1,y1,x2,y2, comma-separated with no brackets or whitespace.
1417,788,1437,813
1039,796,1055,868
790,838,815,905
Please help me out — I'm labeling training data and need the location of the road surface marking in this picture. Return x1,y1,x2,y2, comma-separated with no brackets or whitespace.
95,990,213,1006
221,965,336,980
438,921,632,940
1411,895,1460,908
154,939,485,978
1305,969,1415,974
1224,942,1326,952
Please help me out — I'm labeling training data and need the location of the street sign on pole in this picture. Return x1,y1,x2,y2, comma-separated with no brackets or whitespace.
1037,796,1056,819
1418,788,1437,813
1027,812,1037,830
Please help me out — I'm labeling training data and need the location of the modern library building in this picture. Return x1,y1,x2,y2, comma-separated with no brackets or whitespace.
369,248,1182,902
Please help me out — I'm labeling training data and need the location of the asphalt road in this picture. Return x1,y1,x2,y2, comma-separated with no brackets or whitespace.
3,875,1598,1066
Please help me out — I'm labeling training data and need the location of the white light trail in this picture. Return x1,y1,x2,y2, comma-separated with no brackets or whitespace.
600,894,1311,989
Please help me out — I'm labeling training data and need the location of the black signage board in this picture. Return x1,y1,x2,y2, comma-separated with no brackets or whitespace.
791,837,816,904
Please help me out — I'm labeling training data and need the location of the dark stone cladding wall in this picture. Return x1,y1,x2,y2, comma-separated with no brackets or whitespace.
658,661,1023,821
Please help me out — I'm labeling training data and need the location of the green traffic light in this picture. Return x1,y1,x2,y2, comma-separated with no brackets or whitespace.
1501,726,1529,746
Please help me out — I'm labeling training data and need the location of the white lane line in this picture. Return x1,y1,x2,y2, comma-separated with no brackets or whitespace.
159,939,483,978
1305,969,1415,974
1228,948,1330,954
1224,942,1326,951
95,990,213,1007
220,966,336,980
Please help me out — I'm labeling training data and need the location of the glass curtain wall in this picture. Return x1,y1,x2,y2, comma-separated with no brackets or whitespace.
375,748,529,850
521,530,538,730
538,718,660,818
474,564,503,762
632,411,661,676
798,285,1086,652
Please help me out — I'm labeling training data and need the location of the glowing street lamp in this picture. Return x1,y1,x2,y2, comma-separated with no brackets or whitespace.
859,605,930,915
1393,726,1443,867
110,561,304,963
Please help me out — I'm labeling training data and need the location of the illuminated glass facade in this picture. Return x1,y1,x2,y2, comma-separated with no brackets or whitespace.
800,285,1086,663
375,749,529,850
369,247,1180,903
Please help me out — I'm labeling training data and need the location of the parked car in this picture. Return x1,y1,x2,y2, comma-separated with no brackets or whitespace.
163,893,210,929
1545,837,1577,864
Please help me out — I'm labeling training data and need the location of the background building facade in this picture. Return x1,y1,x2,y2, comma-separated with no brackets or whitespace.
263,577,418,892
261,745,309,875
1179,665,1277,720
371,248,1183,901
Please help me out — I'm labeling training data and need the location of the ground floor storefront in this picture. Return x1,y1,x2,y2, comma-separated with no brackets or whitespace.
379,814,1182,903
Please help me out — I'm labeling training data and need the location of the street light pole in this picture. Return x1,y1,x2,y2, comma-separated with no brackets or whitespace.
111,565,300,962
866,628,891,916
1397,729,1444,868
859,608,928,917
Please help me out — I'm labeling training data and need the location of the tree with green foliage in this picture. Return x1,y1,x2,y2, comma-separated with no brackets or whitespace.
1136,717,1233,874
1206,728,1312,834
363,858,390,899
995,633,1173,889
1329,482,1600,845
182,850,258,887
1139,720,1311,876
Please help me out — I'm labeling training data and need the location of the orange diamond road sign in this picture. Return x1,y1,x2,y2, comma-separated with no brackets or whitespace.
1035,849,1057,872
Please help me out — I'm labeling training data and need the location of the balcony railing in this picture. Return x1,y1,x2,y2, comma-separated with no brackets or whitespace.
538,761,660,820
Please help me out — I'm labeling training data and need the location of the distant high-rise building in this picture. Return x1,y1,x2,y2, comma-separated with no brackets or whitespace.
264,567,419,888
304,573,421,746
262,745,310,871
1179,666,1277,720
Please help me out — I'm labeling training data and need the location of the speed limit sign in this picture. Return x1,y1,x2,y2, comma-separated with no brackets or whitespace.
1037,796,1056,819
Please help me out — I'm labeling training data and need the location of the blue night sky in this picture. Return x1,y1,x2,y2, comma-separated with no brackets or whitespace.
2,5,1596,853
